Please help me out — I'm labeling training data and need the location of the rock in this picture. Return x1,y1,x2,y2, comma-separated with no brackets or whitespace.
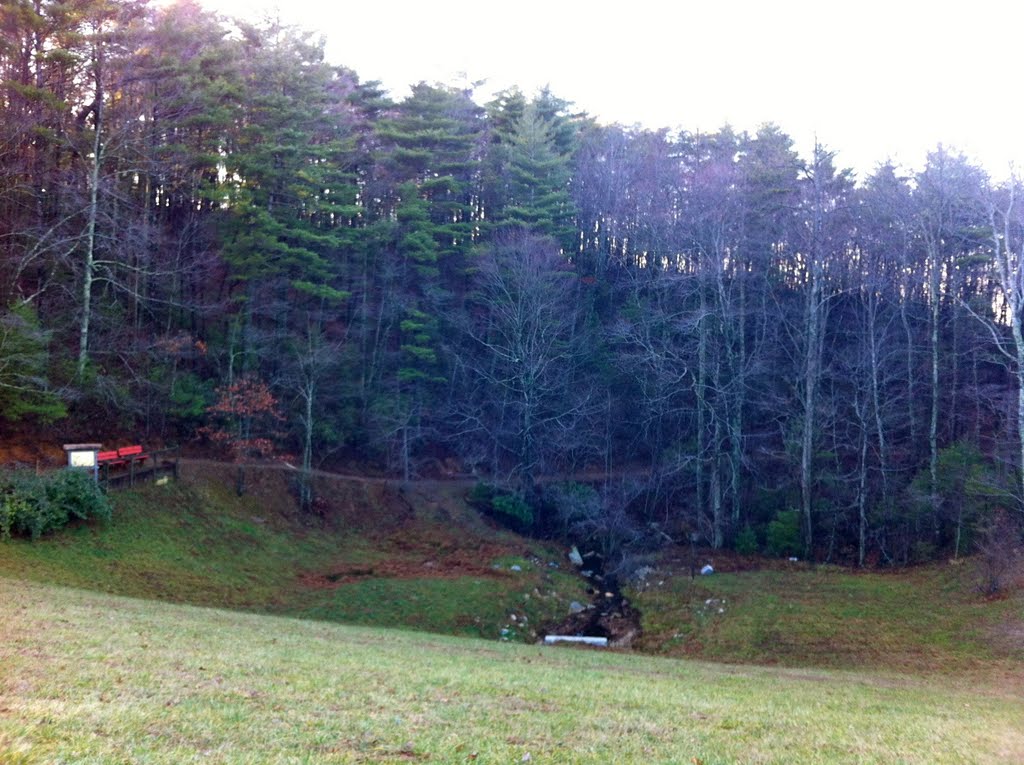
700,564,714,575
632,565,655,581
568,546,584,567
580,569,593,578
569,601,586,614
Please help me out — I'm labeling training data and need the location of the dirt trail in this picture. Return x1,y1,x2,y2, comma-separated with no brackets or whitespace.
177,457,648,489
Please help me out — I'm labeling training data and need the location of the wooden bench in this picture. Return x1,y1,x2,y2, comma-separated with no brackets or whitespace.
117,445,148,466
97,450,124,469
98,445,179,489
97,445,148,472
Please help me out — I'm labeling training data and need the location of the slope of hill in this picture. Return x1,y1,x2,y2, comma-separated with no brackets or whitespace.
2,577,1023,764
0,462,588,643
629,557,1024,675
2,466,1024,761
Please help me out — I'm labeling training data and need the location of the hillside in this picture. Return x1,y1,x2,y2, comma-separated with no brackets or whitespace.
0,463,587,643
2,467,1024,762
2,464,1022,672
630,562,1024,674
3,577,1023,765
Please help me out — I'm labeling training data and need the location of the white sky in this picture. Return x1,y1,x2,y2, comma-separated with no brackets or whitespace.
194,0,1024,181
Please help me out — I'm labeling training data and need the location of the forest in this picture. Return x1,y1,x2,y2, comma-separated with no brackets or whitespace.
3,0,1024,569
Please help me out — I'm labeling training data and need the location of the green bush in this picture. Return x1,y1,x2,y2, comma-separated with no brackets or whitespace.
467,481,497,509
0,469,111,541
735,525,759,555
765,510,802,558
491,493,534,528
468,483,534,533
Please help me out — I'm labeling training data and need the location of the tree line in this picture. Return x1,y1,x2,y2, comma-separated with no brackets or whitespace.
3,0,1024,564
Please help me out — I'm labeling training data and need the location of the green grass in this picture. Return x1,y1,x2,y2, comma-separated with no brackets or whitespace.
1,468,1023,761
2,577,1022,764
631,565,1024,673
0,468,586,642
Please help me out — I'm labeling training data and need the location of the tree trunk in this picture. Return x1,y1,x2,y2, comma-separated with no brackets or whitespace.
929,249,941,533
77,69,103,378
800,264,823,557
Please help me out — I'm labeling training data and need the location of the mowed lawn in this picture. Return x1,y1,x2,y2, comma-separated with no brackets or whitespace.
2,577,1023,765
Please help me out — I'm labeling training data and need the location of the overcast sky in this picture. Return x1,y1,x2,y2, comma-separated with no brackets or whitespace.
196,0,1024,180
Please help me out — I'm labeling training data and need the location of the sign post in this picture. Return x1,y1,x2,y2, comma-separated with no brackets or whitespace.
62,443,102,483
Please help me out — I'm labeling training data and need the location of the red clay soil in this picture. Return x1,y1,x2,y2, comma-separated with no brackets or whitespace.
0,439,64,467
300,531,522,588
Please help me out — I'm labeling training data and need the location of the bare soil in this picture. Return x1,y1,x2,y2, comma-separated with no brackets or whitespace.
300,534,521,588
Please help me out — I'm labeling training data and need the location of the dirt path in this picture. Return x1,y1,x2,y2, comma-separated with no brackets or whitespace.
177,457,648,489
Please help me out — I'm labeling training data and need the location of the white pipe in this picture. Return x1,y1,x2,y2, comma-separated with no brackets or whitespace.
543,635,608,647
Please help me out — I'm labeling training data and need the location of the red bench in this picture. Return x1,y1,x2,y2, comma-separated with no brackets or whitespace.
97,445,148,471
117,445,147,465
97,450,123,468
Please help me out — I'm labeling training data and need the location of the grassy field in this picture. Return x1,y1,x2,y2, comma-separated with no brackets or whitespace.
2,577,1023,764
1,467,1023,762
630,563,1024,674
0,465,587,643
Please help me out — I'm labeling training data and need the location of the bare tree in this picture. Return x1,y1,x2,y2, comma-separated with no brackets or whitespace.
975,508,1021,595
451,231,597,490
962,175,1024,512
913,149,988,518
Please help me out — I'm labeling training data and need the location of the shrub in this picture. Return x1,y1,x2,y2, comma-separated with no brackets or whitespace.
491,493,534,528
735,525,759,555
467,481,497,509
468,482,534,533
0,469,112,541
765,510,801,558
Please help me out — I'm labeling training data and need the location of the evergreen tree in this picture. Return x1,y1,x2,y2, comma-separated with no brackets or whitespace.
220,20,359,377
485,90,578,251
367,83,483,476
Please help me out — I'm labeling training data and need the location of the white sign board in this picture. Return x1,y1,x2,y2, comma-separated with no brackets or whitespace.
69,450,97,468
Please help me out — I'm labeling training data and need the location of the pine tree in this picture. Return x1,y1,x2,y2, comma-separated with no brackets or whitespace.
484,90,577,251
367,83,483,477
221,20,359,374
